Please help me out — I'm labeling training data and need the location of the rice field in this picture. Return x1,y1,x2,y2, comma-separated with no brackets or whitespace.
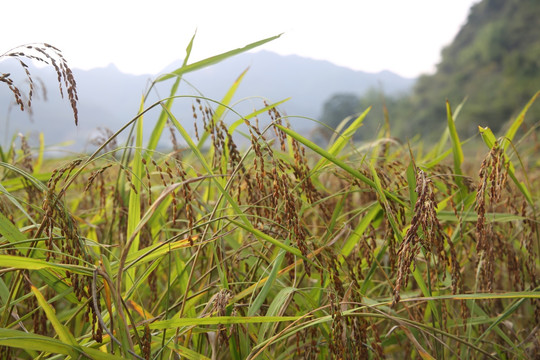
0,36,539,359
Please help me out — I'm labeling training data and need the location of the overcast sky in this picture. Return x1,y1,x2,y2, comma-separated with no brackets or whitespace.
2,0,479,78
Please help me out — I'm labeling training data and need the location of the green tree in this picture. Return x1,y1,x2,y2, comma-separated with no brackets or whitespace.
318,93,360,141
317,88,411,143
407,0,540,139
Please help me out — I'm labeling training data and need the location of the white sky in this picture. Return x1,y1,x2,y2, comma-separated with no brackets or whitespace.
2,0,479,78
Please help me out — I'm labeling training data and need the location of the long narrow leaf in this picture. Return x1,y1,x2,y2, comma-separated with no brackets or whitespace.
257,287,295,342
0,255,90,275
125,96,146,292
147,31,197,153
148,315,299,330
248,247,287,316
156,34,282,82
0,328,125,360
503,90,540,150
228,219,304,259
197,67,249,149
275,124,405,207
446,101,467,196
341,203,381,258
313,107,371,173
31,286,79,358
479,126,534,205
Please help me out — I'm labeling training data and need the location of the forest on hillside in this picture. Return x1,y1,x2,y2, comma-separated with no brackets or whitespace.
320,0,540,142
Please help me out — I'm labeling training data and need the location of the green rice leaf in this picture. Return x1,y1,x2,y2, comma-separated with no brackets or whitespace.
0,212,26,247
31,286,79,358
156,34,282,82
168,342,211,360
0,162,48,192
341,203,381,258
33,132,45,174
313,107,371,173
125,96,146,292
431,97,467,158
257,287,295,342
474,298,527,346
0,255,89,275
275,124,405,207
198,67,249,149
228,219,305,260
148,315,299,330
228,98,290,135
446,100,467,195
147,31,197,153
503,90,540,150
0,328,125,359
479,126,534,205
248,247,287,317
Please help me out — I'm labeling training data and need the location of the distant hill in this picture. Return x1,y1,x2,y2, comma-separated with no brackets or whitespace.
0,50,414,152
175,51,413,122
403,0,540,139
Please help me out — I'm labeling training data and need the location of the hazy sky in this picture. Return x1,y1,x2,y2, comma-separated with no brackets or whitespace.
2,0,479,78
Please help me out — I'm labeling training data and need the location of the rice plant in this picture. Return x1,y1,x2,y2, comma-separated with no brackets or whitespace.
0,35,538,359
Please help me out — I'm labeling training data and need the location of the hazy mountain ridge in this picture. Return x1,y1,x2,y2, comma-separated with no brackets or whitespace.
0,50,414,151
180,51,413,122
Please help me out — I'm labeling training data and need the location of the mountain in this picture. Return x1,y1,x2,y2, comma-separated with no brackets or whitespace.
176,51,413,122
0,50,414,152
402,0,540,139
